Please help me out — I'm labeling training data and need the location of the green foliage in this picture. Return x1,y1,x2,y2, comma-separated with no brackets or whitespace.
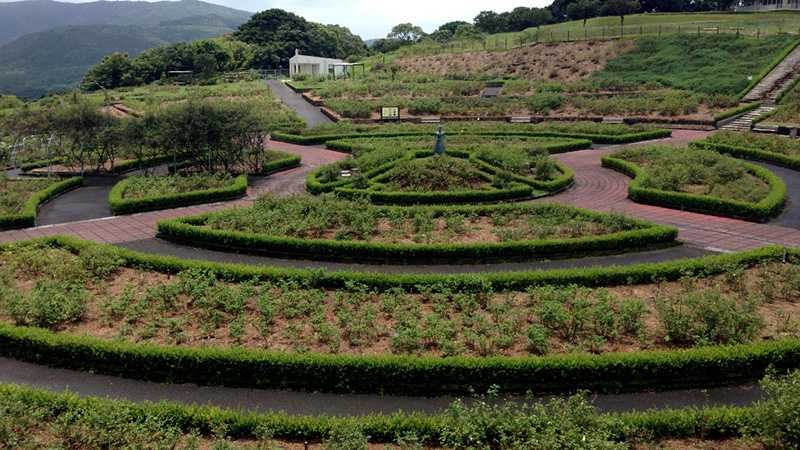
603,146,786,221
4,281,87,330
594,35,798,96
656,288,764,347
0,177,82,231
110,175,248,215
749,369,800,449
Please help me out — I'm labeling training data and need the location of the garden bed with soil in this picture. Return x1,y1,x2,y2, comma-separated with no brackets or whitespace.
603,145,786,221
157,196,676,263
693,131,800,170
109,173,248,215
0,177,83,230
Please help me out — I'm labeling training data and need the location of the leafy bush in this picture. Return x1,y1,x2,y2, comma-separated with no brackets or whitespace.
439,391,626,450
655,289,764,346
4,281,87,330
408,98,442,115
749,369,800,449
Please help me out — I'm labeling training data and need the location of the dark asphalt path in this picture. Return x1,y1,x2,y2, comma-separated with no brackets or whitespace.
759,161,800,229
120,238,714,274
37,176,115,226
0,357,763,416
265,79,332,128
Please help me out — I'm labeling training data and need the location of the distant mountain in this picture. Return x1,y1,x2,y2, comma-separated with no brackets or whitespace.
0,0,251,45
0,0,252,98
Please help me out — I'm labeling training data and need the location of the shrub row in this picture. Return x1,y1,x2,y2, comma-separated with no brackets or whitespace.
272,129,672,146
471,156,575,193
324,137,592,155
0,383,760,443
19,157,64,172
691,140,800,171
255,154,302,175
334,183,535,205
0,237,798,396
714,102,761,125
602,155,786,222
156,205,677,264
0,177,82,231
109,175,248,215
737,37,800,101
0,312,797,396
25,235,793,292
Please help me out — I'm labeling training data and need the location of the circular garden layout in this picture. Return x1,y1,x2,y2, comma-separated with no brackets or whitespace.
2,123,800,449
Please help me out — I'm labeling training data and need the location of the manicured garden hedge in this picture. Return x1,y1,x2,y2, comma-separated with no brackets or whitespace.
0,383,761,443
324,136,592,155
334,183,536,205
255,153,302,175
157,204,677,264
691,140,800,171
109,175,248,215
0,310,798,396
602,155,786,221
272,128,672,146
1,237,798,396
0,177,82,230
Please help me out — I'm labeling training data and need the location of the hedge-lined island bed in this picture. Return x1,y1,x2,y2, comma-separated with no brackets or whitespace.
276,121,672,145
0,176,83,230
307,134,582,203
693,131,800,171
110,173,248,215
603,145,786,221
2,241,798,361
158,196,677,263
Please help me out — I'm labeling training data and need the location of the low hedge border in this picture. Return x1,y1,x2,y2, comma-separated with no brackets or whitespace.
324,136,592,155
691,140,800,171
168,153,302,176
714,102,761,125
471,156,575,193
156,204,677,264
19,157,64,172
109,175,248,215
272,128,671,146
602,154,786,222
0,177,82,231
0,238,798,396
736,37,800,101
0,307,798,396
0,383,761,443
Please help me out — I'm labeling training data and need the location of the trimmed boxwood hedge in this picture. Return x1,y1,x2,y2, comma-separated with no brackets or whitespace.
0,177,82,231
602,154,786,221
157,204,677,264
168,153,302,176
324,136,592,155
691,140,800,172
714,102,761,125
1,237,799,396
0,383,761,443
109,175,248,215
272,128,672,146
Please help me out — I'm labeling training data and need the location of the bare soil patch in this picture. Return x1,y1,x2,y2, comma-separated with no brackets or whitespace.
394,40,635,81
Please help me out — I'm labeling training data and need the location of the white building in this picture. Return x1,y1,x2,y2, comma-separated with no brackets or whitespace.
289,50,346,78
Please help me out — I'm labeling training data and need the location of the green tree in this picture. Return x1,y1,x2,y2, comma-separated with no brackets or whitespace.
388,23,427,44
601,0,641,29
81,52,137,91
567,0,600,26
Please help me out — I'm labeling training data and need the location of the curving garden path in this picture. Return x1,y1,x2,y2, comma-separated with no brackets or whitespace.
5,131,800,255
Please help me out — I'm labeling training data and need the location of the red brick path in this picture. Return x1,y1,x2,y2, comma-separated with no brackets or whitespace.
2,133,800,252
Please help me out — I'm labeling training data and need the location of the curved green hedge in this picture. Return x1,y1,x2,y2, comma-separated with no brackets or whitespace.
602,155,786,221
334,183,536,205
254,154,302,175
324,136,592,155
0,177,83,231
737,37,800,101
691,141,800,172
109,175,248,215
1,237,798,396
0,313,798,396
273,128,671,146
714,102,761,125
157,204,677,264
0,383,761,443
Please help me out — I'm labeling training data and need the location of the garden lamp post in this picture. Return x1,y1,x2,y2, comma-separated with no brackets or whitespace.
434,126,445,156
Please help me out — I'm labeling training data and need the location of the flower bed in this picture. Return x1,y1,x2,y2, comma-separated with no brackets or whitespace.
692,131,800,171
0,177,83,230
157,197,677,263
109,174,247,215
603,145,786,221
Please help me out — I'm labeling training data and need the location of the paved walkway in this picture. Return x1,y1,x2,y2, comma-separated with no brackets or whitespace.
265,80,333,128
5,130,800,254
0,357,763,416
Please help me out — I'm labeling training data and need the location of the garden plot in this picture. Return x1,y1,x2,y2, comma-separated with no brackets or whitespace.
158,196,676,263
1,243,797,360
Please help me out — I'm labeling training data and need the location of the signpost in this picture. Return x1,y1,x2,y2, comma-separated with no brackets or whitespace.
380,106,400,121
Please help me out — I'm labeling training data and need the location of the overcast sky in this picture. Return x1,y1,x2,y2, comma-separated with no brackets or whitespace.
11,0,550,39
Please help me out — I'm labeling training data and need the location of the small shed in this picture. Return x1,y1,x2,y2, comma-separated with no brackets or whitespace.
289,50,346,78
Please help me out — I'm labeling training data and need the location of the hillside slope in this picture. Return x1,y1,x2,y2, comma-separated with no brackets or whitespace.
0,0,251,45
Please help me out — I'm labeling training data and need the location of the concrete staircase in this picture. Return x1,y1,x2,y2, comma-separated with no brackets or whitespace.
720,105,776,132
742,44,800,104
